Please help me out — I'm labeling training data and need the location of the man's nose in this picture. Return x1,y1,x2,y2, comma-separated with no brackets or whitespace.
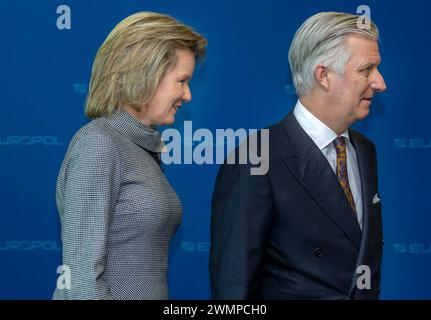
371,69,387,92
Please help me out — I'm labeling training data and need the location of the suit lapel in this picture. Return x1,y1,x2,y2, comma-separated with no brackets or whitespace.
349,130,373,236
349,131,373,257
280,112,362,249
346,130,375,294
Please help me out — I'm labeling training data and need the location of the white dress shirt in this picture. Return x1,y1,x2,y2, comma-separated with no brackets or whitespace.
293,100,363,229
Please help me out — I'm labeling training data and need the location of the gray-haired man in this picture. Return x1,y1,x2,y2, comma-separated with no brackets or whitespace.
210,12,386,299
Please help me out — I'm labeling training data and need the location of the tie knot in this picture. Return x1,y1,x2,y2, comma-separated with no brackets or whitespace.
333,136,346,147
334,136,347,156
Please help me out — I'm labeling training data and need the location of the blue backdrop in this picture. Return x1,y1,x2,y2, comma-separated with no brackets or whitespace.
1,0,430,299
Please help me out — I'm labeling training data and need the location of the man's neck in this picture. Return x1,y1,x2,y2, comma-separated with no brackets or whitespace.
299,95,349,136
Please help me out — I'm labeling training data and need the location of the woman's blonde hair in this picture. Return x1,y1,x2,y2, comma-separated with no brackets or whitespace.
85,12,207,118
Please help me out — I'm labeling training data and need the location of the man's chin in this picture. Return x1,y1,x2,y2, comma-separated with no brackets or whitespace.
352,106,371,122
357,108,371,120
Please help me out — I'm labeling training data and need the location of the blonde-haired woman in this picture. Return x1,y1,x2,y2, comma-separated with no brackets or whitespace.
53,12,207,300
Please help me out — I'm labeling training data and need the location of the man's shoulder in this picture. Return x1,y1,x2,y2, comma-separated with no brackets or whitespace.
349,128,376,150
266,112,292,132
220,113,293,167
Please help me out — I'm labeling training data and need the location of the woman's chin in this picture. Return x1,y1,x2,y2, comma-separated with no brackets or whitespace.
163,117,176,126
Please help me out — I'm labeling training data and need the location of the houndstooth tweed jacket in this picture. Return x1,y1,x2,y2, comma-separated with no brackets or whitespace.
53,109,182,300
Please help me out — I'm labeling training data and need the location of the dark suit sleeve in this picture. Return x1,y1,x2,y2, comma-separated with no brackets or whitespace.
210,157,274,299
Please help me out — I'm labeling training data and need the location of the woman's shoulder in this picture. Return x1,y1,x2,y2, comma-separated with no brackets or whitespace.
65,118,121,157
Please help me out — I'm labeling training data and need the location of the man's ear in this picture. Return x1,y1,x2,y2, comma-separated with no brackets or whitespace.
314,64,330,91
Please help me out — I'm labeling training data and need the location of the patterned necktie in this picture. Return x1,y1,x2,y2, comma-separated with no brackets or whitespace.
333,137,357,215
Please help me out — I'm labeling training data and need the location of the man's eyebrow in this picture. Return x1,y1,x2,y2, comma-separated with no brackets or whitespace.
358,60,381,69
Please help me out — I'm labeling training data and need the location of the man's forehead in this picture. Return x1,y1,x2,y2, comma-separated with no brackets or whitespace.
352,53,381,69
345,35,379,49
360,51,380,65
345,36,381,64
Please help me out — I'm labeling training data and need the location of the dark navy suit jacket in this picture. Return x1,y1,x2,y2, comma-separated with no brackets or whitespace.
210,111,383,299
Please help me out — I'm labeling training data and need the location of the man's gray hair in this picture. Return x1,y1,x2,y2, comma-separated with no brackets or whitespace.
288,12,379,97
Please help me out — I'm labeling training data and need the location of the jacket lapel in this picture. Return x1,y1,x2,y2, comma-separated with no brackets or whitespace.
349,130,373,238
280,112,362,249
348,130,374,288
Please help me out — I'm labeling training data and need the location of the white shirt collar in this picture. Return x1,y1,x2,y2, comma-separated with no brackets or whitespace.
293,100,349,150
